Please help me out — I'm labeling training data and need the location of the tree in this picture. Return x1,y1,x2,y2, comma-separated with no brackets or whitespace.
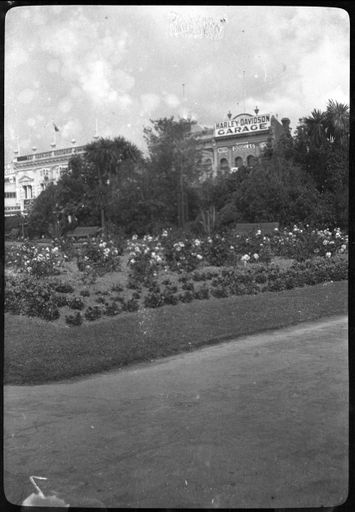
27,183,58,238
303,109,327,149
143,117,203,228
83,137,143,233
325,99,349,148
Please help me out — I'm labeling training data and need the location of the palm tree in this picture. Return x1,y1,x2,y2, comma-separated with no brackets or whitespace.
325,99,349,147
304,109,327,148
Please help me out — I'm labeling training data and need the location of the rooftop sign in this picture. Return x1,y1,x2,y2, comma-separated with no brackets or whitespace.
214,113,271,138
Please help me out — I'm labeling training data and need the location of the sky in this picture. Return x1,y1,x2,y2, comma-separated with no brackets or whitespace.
5,5,350,163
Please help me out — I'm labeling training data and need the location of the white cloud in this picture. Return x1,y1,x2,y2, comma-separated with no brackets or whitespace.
140,93,161,114
61,119,83,140
116,94,133,110
164,93,180,108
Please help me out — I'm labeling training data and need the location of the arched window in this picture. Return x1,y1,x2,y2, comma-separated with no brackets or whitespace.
219,158,229,173
234,156,243,168
247,155,257,167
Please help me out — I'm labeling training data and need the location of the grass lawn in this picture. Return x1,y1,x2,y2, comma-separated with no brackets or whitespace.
4,280,347,386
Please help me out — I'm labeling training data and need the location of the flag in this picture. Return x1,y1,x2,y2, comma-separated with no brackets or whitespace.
53,122,60,132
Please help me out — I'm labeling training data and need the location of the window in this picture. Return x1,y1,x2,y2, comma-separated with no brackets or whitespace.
234,156,243,168
219,158,229,172
247,155,257,167
5,192,16,198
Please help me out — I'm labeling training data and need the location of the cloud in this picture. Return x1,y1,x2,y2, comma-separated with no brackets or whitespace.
164,93,180,108
140,93,161,114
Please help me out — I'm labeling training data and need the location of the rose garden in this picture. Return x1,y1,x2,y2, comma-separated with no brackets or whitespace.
5,225,348,327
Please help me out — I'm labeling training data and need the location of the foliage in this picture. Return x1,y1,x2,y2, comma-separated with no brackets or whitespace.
5,275,60,321
84,306,103,321
65,312,83,326
77,237,122,275
143,117,203,227
5,241,66,277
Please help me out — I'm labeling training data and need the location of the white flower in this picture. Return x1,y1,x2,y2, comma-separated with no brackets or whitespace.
341,244,347,251
325,252,331,258
323,240,328,245
274,227,279,231
230,245,234,250
130,258,136,264
255,229,261,236
197,254,203,260
241,254,250,262
132,234,138,240
253,253,259,260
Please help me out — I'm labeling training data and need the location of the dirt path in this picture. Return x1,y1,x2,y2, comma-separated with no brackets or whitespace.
4,316,348,508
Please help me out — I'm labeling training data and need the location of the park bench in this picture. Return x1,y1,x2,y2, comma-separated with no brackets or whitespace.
67,226,102,241
233,222,279,235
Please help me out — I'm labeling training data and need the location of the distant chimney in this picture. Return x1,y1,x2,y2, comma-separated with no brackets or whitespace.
227,111,232,119
254,106,259,115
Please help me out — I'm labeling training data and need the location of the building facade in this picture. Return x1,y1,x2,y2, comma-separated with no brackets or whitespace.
4,144,85,216
194,109,290,176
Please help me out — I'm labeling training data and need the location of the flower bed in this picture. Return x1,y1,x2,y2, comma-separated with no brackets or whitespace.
4,226,348,325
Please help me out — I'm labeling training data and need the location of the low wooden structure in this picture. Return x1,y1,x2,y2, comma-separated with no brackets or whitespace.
67,226,102,241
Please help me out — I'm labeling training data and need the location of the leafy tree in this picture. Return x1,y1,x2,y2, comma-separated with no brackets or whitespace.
143,117,203,228
83,137,143,232
27,183,58,238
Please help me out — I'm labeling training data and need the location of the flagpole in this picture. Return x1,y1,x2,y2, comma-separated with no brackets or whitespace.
51,120,56,148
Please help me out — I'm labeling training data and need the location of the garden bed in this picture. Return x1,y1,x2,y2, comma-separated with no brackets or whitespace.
4,280,348,385
4,226,348,327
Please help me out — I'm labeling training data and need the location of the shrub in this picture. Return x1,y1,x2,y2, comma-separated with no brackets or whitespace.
85,306,102,321
54,282,74,294
95,296,107,304
65,312,83,326
123,298,140,312
194,285,210,300
52,294,69,307
77,238,121,275
179,291,194,303
41,303,60,321
104,302,122,316
163,292,179,306
5,275,60,321
181,281,194,291
144,292,165,309
111,283,124,292
68,297,85,310
80,289,90,297
210,287,229,298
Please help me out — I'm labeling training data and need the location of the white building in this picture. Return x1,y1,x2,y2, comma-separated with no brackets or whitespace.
4,144,86,216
